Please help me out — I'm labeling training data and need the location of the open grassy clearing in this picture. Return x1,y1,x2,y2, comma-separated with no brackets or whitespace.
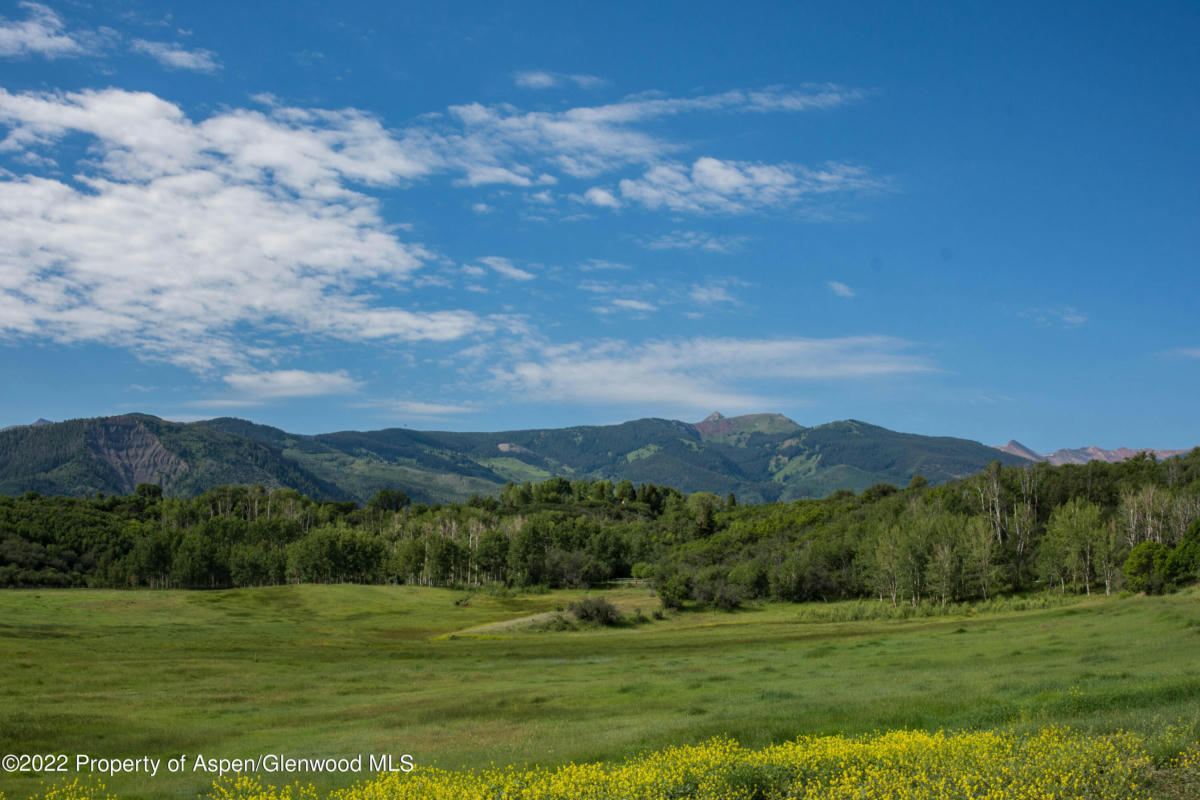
1,586,1199,799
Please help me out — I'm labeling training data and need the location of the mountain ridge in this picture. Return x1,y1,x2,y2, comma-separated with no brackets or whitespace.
1,411,1032,504
996,439,1190,466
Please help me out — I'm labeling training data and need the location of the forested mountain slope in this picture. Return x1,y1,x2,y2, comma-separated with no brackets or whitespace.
0,412,1030,503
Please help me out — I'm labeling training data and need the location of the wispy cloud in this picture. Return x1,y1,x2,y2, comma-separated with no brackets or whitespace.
592,298,657,315
642,230,750,253
690,285,737,304
440,84,865,182
578,259,631,272
827,280,855,298
352,398,479,420
616,157,884,215
130,39,220,72
223,369,362,399
0,3,87,58
514,70,605,90
1166,347,1200,359
1022,306,1088,328
492,335,936,411
1058,308,1088,326
478,256,535,281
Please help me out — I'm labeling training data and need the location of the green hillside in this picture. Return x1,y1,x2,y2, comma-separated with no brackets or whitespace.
0,412,1030,503
0,415,343,500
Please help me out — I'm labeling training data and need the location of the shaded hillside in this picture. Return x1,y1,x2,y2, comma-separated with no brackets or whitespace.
0,415,343,500
1,412,1031,504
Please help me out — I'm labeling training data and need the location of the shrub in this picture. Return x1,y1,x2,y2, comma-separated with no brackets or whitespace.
568,596,622,625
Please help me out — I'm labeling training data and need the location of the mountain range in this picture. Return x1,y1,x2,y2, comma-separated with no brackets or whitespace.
996,440,1191,466
0,411,1032,504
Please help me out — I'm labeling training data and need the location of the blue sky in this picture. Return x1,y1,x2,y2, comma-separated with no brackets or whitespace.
0,0,1197,452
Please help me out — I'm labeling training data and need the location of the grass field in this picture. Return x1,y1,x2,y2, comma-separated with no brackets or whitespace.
1,585,1199,799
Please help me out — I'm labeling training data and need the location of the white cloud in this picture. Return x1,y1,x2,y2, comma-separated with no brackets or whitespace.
578,259,631,272
514,70,605,90
582,186,620,208
0,3,86,58
130,39,221,72
0,80,880,389
457,164,533,187
577,278,658,295
0,88,480,372
642,231,749,253
1022,306,1088,328
827,281,855,298
513,70,557,89
354,398,479,420
471,202,493,214
478,256,535,281
223,369,362,399
441,84,863,182
618,157,883,215
492,335,936,410
1058,308,1087,326
690,285,736,304
1170,347,1200,359
609,298,657,312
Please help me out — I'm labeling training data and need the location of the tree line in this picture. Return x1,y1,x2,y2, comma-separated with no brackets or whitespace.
2,451,1199,605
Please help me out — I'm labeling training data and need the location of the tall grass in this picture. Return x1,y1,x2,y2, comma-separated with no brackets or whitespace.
792,592,1083,622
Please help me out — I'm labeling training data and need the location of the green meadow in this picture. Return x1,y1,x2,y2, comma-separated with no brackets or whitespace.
2,586,1199,799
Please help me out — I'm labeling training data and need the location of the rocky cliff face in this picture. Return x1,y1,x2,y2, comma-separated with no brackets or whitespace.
85,416,188,493
693,411,803,442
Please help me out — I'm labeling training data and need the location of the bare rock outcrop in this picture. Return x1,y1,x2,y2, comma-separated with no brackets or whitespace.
85,417,188,493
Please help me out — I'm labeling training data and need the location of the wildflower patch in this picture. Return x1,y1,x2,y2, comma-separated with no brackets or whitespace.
201,727,1152,800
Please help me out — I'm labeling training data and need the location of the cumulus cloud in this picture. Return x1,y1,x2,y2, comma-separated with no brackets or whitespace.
0,79,882,400
130,39,221,72
0,87,479,372
492,335,935,410
0,3,86,58
581,186,620,208
827,281,855,298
